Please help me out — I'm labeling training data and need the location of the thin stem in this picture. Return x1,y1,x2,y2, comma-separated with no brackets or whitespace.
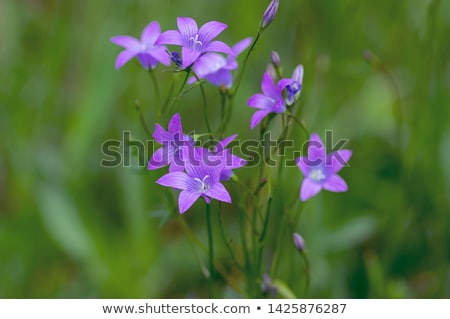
134,100,152,137
300,251,310,297
205,203,214,298
217,204,244,272
286,111,310,138
230,30,262,97
148,69,162,118
193,73,213,136
168,69,191,115
161,80,176,115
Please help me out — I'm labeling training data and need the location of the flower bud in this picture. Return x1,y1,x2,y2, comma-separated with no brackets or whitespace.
261,0,279,30
292,232,305,252
271,51,281,67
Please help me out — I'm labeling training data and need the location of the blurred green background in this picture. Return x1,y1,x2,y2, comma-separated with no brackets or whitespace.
1,0,449,298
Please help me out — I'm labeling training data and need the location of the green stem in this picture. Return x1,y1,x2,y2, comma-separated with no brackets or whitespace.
193,73,213,136
301,251,310,297
205,203,214,298
148,69,161,118
230,30,262,97
134,100,152,137
217,204,244,271
168,69,191,115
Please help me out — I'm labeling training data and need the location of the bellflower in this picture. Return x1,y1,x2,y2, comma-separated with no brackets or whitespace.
148,113,193,172
196,134,247,181
156,146,232,214
261,0,280,30
285,65,304,105
156,17,232,69
247,71,291,129
189,37,253,89
296,133,352,201
111,21,171,70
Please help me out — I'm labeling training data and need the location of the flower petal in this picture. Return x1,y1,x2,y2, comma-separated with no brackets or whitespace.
295,156,310,176
111,36,141,50
148,46,171,66
250,110,271,129
178,190,201,214
232,37,252,57
326,150,352,174
148,147,168,170
292,64,304,84
141,21,160,45
206,69,233,88
137,53,157,69
205,40,232,54
261,71,278,99
181,47,201,69
114,50,137,69
300,178,322,201
322,174,348,192
307,133,326,164
156,171,191,190
198,21,227,45
177,17,198,40
217,134,237,151
193,53,227,78
153,123,172,143
205,183,232,203
168,113,182,133
248,93,274,110
155,30,183,46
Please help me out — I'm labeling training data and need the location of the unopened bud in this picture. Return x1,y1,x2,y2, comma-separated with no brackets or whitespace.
271,51,281,67
261,0,280,30
292,232,305,252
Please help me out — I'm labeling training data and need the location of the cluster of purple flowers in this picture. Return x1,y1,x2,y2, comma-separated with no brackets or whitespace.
111,17,252,89
147,113,246,214
111,3,352,213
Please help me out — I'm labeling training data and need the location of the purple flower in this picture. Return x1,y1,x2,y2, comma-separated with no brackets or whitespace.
247,71,291,129
285,65,304,105
292,233,305,252
261,274,277,297
195,134,247,181
261,0,280,30
111,21,171,70
271,50,281,67
189,37,253,89
156,17,232,69
156,146,232,214
296,133,352,201
148,113,193,172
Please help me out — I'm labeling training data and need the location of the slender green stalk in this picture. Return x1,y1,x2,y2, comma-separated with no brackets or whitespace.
205,203,214,298
301,251,310,297
286,111,310,138
134,100,152,137
230,30,262,97
168,69,191,115
217,204,244,271
148,69,162,118
193,73,213,136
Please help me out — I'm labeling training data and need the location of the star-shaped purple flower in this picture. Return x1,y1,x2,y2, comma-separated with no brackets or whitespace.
111,21,171,70
195,134,247,181
156,145,232,214
247,71,291,129
189,37,253,89
148,113,193,172
296,133,352,201
156,17,232,69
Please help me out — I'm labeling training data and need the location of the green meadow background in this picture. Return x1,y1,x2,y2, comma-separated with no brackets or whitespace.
0,0,449,298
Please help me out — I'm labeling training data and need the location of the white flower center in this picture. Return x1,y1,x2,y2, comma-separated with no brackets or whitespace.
189,34,203,50
309,168,326,182
194,175,210,193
